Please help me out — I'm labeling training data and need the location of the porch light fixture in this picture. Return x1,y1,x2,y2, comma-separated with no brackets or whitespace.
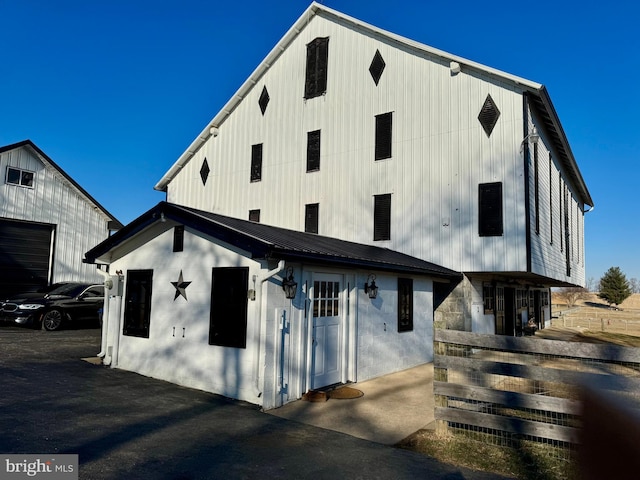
364,274,378,299
282,267,297,299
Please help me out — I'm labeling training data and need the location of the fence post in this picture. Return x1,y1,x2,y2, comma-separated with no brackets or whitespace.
434,339,449,436
601,318,605,332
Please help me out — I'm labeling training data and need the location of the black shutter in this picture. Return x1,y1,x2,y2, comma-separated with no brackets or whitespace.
210,268,248,348
307,130,321,172
374,194,391,241
173,225,184,252
305,37,329,99
251,144,262,182
479,182,503,236
305,203,319,234
375,112,392,160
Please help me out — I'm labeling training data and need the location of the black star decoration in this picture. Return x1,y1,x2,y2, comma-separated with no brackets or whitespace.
171,270,192,301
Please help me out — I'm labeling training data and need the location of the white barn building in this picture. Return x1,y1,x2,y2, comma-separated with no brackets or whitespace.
86,2,592,409
1,140,122,298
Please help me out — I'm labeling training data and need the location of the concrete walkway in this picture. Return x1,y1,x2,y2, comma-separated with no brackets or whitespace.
268,363,435,445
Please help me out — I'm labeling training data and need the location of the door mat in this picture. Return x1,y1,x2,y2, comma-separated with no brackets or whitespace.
302,386,364,402
328,386,364,400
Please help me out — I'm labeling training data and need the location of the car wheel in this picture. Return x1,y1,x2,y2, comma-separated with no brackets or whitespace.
42,309,64,331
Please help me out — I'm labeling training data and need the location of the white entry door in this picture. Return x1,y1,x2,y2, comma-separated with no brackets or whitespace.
311,274,342,389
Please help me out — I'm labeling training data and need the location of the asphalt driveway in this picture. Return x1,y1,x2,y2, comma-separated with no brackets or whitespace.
0,325,510,479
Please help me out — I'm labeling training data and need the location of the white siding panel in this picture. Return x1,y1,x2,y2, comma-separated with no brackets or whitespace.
166,13,546,275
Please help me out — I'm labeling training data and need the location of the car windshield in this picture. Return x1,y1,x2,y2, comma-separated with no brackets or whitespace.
46,283,86,297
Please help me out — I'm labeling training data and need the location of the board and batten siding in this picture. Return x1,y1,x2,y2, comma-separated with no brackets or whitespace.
0,145,111,283
166,12,547,276
526,109,585,286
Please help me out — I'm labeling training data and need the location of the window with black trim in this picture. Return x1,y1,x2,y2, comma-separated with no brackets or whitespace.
398,278,413,332
249,209,260,222
209,267,248,348
305,203,319,234
307,130,321,172
479,182,503,236
305,37,329,99
374,194,391,241
173,225,184,252
375,112,392,160
123,270,153,338
483,284,495,314
250,143,262,182
6,167,34,187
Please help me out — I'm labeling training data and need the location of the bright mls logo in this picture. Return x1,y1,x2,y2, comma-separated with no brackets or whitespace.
1,455,78,479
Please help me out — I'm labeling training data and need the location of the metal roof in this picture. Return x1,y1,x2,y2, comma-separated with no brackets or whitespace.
153,2,592,208
0,140,124,229
85,202,462,281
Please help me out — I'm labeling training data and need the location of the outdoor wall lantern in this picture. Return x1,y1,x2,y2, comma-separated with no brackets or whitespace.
520,126,540,154
282,267,298,299
364,274,378,299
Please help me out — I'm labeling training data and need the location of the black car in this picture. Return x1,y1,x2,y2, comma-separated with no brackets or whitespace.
0,282,104,331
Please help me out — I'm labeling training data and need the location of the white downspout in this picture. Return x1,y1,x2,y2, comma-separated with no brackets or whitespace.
254,260,285,398
95,267,113,359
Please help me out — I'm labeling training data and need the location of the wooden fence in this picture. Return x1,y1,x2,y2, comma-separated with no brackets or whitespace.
434,329,640,447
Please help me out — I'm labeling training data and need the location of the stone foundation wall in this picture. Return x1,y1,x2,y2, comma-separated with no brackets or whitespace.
434,275,472,331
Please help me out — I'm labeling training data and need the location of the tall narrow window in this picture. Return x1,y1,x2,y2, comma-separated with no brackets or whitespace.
375,112,392,160
398,278,413,332
209,267,249,348
305,203,319,234
304,37,329,99
479,182,503,236
373,194,391,241
123,270,153,338
307,130,321,172
533,143,540,235
559,176,564,251
173,225,184,252
249,209,260,222
549,155,553,244
250,143,262,182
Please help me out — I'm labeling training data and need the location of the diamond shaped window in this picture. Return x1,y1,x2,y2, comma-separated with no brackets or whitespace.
478,94,501,137
258,86,270,115
369,50,386,86
200,158,210,186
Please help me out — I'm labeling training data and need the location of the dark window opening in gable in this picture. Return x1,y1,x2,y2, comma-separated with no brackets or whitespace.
373,193,391,241
249,209,260,222
478,94,501,137
369,49,386,85
375,112,392,160
173,225,184,252
307,130,321,172
200,158,210,186
479,182,503,236
250,143,262,182
209,267,249,348
398,278,413,332
305,203,319,234
305,37,329,99
6,166,34,188
258,85,270,115
123,270,153,338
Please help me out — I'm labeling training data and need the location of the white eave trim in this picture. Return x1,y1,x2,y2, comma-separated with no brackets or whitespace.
154,1,545,192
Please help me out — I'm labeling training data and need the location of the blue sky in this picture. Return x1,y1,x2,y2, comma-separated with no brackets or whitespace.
1,0,638,284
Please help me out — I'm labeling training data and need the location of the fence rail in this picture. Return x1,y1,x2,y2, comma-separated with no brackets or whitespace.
433,329,640,450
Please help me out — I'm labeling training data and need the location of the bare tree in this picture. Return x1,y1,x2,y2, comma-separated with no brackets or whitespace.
629,278,640,294
555,287,589,308
585,277,596,292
